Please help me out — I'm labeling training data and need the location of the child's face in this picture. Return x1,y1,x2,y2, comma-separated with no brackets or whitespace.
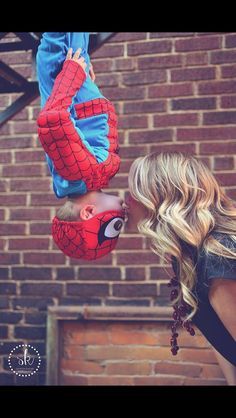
75,191,127,221
94,191,125,213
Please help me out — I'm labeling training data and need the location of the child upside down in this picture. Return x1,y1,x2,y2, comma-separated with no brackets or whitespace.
36,33,127,260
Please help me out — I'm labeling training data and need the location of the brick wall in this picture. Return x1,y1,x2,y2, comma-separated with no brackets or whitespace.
1,32,236,385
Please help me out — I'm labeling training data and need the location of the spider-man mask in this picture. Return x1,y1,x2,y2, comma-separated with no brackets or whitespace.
52,209,126,260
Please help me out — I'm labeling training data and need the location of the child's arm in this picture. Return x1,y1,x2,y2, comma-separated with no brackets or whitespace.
37,49,120,188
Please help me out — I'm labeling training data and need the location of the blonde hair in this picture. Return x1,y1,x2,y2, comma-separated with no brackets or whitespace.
56,198,81,222
128,151,236,320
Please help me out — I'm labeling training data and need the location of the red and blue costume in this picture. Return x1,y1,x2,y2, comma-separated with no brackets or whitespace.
36,33,125,260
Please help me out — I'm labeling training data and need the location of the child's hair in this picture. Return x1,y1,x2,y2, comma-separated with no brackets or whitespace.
56,198,81,222
128,151,236,320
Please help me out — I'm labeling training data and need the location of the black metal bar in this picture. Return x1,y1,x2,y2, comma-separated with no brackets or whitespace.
0,32,8,41
14,32,40,48
0,42,33,52
89,32,116,53
0,60,29,87
0,83,39,127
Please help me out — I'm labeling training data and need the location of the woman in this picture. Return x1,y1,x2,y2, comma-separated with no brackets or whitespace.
126,151,236,385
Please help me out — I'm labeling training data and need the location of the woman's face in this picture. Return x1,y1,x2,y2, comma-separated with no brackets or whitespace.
125,192,148,231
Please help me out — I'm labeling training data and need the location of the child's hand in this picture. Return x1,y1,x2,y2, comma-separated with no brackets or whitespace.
89,63,96,82
66,48,87,74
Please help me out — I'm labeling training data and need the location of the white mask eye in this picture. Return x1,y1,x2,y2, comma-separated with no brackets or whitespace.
104,217,124,238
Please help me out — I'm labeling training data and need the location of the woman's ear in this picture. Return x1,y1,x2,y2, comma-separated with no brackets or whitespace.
80,205,96,221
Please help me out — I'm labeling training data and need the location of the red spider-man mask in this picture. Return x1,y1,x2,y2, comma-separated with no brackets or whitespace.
52,209,126,260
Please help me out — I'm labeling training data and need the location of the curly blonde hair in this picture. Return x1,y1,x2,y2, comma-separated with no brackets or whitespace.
128,151,236,320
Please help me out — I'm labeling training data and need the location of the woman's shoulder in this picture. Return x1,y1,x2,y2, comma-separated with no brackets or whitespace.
198,232,236,282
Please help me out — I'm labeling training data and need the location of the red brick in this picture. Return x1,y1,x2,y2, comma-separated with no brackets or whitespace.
122,70,166,85
30,194,59,206
0,252,20,265
108,175,128,189
185,52,208,66
198,80,236,95
30,223,51,235
134,376,185,385
102,86,145,100
112,33,147,42
0,282,16,294
2,164,44,177
129,129,173,144
60,374,88,385
61,359,105,375
177,127,236,141
0,180,9,192
171,67,215,82
220,95,236,108
67,283,109,297
10,179,51,192
200,364,225,379
150,33,195,38
120,145,149,159
11,121,36,134
214,172,236,186
203,110,236,125
175,36,221,52
9,238,49,250
154,113,198,127
23,253,65,265
15,150,45,163
92,44,124,58
110,330,157,345
125,267,146,280
88,376,134,385
0,152,11,164
0,194,27,207
148,83,193,98
154,361,201,377
114,58,136,71
10,107,29,120
116,237,143,250
178,348,218,363
69,252,113,266
118,115,148,129
20,283,63,297
213,157,234,170
225,34,236,48
172,97,216,110
200,141,236,154
12,267,52,280
138,55,183,70
128,40,172,56
11,65,32,79
123,100,166,114
184,377,226,385
150,143,196,154
106,361,152,375
0,136,34,149
95,73,119,87
78,267,121,281
0,95,10,106
211,50,236,64
112,283,157,297
10,208,50,221
0,223,26,236
92,59,113,73
150,267,173,280
0,51,32,64
221,64,236,78
119,159,135,173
